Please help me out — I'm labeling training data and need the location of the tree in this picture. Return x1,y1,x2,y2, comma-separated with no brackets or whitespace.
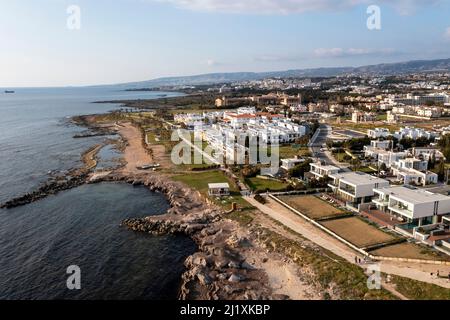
428,153,436,170
288,159,312,178
437,160,446,182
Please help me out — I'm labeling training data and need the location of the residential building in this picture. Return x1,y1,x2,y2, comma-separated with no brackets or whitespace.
368,128,390,139
208,183,230,197
281,158,305,170
393,127,436,140
328,172,389,205
411,147,445,162
391,167,438,186
352,111,376,123
377,151,408,168
309,163,340,179
373,186,450,225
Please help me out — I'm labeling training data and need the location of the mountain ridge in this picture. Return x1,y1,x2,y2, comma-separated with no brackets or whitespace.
111,58,450,89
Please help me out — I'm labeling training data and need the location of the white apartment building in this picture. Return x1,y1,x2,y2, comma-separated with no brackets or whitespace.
290,105,308,113
373,186,450,225
377,151,408,168
391,167,438,186
174,113,204,128
328,172,389,205
364,140,393,159
393,127,436,140
368,128,391,139
396,158,428,171
236,106,256,114
391,158,437,186
411,147,445,162
309,163,340,179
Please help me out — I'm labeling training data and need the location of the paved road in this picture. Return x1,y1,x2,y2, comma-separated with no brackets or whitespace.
244,196,450,290
309,125,350,171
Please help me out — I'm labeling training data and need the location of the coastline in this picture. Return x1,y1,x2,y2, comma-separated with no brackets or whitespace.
0,115,279,299
5,110,446,300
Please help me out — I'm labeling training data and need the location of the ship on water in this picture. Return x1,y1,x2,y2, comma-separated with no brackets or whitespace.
4,90,15,94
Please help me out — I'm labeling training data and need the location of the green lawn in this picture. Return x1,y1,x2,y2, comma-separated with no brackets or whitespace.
259,145,311,159
172,170,254,210
173,170,237,193
246,177,289,192
333,152,349,163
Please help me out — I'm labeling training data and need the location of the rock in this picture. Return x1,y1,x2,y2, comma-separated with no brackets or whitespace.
197,272,212,286
241,261,255,270
228,274,242,283
214,257,230,270
217,273,228,281
228,261,241,269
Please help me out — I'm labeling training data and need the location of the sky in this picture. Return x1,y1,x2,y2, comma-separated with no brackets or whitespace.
1,0,450,87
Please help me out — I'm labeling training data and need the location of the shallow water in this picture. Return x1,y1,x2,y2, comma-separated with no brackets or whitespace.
0,182,196,300
0,87,193,300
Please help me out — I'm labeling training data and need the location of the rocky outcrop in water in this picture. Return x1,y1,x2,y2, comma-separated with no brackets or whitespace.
113,172,273,300
0,173,88,209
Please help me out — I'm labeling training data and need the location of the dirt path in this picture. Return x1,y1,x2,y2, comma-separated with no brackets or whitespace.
245,196,450,289
117,123,153,174
117,122,172,174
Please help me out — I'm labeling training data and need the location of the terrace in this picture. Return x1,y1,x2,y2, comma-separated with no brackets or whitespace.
389,200,414,219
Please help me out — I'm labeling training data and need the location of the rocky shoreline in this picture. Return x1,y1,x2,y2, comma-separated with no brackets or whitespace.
0,171,89,209
1,115,278,300
94,172,274,300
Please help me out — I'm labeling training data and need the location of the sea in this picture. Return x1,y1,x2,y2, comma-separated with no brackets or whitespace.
0,87,196,299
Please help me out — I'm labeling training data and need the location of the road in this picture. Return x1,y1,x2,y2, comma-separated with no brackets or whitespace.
309,124,350,170
244,196,450,290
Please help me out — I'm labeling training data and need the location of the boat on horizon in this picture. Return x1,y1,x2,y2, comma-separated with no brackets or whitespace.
4,90,15,94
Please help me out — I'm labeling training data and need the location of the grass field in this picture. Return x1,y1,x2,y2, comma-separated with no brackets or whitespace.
391,275,450,300
320,217,397,248
173,170,238,194
246,177,289,192
278,195,348,220
370,242,450,262
172,170,253,211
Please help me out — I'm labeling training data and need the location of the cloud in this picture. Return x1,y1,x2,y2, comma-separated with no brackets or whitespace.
206,59,222,66
445,27,450,40
313,47,397,58
155,0,442,15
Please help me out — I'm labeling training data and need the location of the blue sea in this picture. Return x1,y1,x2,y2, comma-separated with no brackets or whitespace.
0,87,195,299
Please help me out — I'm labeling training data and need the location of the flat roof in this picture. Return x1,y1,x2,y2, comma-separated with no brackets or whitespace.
374,186,450,204
310,163,340,171
331,172,388,185
208,183,230,189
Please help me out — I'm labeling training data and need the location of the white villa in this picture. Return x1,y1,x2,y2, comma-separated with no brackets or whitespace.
391,158,437,186
281,158,305,170
373,186,450,225
328,172,389,205
309,163,340,179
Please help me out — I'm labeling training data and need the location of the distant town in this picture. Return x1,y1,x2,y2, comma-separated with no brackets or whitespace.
122,71,450,263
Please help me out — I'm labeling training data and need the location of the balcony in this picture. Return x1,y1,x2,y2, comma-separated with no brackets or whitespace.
339,184,356,196
389,204,413,219
373,197,389,207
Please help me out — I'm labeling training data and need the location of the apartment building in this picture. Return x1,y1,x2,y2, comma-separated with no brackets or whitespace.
393,127,436,140
368,128,390,139
411,147,445,162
